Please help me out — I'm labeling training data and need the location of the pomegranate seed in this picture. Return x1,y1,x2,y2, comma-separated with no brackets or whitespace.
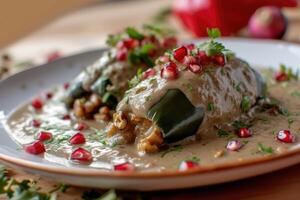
45,91,53,99
142,68,156,80
31,98,43,110
69,133,86,145
160,62,179,80
70,147,92,162
24,141,45,154
226,140,243,151
63,82,70,90
31,119,41,128
158,55,170,64
183,55,197,66
117,38,138,49
114,162,135,171
198,51,210,64
162,37,177,48
213,54,226,66
238,128,252,138
62,114,71,120
178,160,199,171
188,64,203,74
47,51,61,63
277,130,296,143
116,49,127,61
274,72,288,82
37,131,52,141
74,122,88,131
185,43,195,51
173,46,188,62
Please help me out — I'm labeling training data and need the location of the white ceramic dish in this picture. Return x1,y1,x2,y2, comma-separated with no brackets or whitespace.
0,38,300,191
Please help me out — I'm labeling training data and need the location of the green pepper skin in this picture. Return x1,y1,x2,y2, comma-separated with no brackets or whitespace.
65,82,86,108
91,76,112,97
147,89,205,143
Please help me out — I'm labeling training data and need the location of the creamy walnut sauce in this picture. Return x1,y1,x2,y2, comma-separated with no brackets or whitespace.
5,67,300,172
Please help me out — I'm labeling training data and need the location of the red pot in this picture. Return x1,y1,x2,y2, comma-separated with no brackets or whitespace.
173,0,297,36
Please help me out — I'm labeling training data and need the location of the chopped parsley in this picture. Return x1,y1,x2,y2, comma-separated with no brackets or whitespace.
234,82,241,92
241,96,251,112
257,143,274,154
290,90,300,98
232,120,250,129
128,68,143,88
161,145,183,158
288,117,294,129
185,156,200,163
207,102,215,111
217,129,230,138
125,27,144,40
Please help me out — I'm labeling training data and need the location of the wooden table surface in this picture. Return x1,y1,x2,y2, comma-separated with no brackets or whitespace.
2,0,300,199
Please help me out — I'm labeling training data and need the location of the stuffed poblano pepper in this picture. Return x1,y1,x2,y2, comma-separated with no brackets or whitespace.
106,29,266,153
64,25,177,119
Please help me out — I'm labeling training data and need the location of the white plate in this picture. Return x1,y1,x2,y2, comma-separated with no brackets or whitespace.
0,38,300,191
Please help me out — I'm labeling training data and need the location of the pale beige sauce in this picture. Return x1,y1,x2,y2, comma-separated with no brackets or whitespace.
5,70,300,172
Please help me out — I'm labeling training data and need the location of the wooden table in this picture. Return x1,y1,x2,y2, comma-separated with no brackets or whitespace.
2,0,300,199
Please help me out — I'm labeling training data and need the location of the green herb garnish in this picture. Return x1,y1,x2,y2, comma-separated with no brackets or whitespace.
232,120,250,129
257,143,274,154
241,96,251,112
125,27,144,40
161,145,183,158
207,102,215,111
290,90,300,98
217,129,230,138
185,156,200,163
234,82,241,92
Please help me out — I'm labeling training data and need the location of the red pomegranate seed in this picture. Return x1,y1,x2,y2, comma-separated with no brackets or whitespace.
173,46,188,62
24,141,45,155
197,51,210,64
74,122,88,131
238,128,252,138
185,43,195,51
37,131,52,141
69,133,86,145
70,147,92,162
213,54,226,66
274,72,288,82
188,64,203,74
63,82,70,90
226,140,243,151
277,130,296,143
162,37,177,48
117,38,138,49
31,119,41,128
183,55,197,66
158,55,170,64
114,162,135,171
160,62,179,80
45,91,53,99
178,160,199,171
62,114,71,120
142,68,156,80
116,49,127,61
31,98,43,110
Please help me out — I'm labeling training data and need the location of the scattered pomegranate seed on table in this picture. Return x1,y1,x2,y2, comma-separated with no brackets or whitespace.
70,147,92,162
160,62,179,80
142,68,156,80
37,131,53,142
74,122,88,131
226,140,243,151
31,119,41,128
69,133,86,145
31,98,43,110
276,130,296,143
24,141,45,155
238,128,252,138
45,91,53,100
114,162,135,171
178,160,199,171
173,46,188,62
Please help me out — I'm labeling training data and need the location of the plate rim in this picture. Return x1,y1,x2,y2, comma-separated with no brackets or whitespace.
1,38,300,179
